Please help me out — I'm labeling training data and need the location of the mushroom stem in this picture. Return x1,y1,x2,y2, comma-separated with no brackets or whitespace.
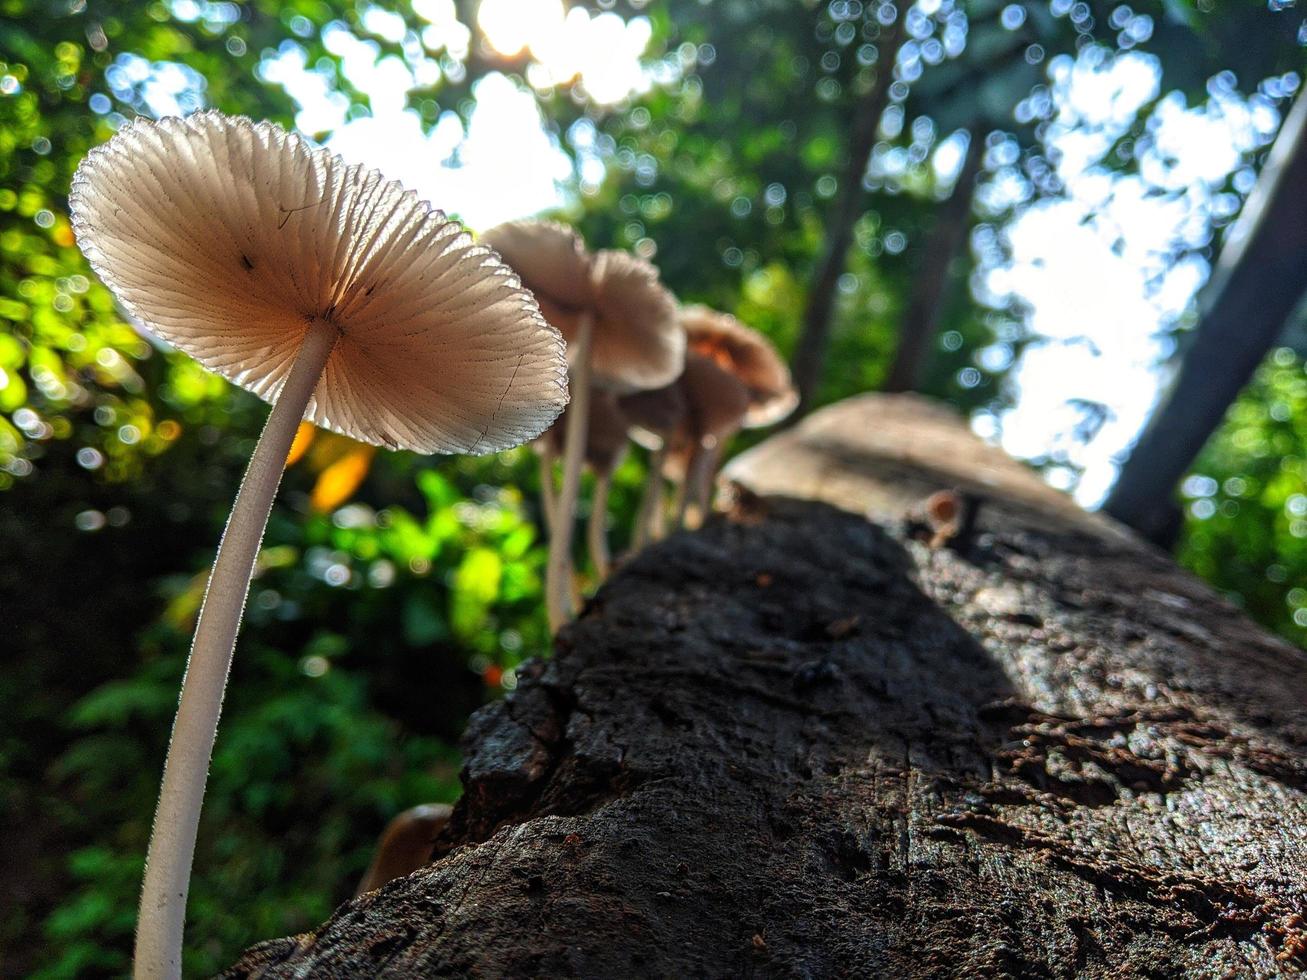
538,446,558,537
690,440,724,528
649,454,669,543
135,317,338,980
677,441,718,531
546,313,592,633
588,468,612,581
672,456,693,531
632,446,665,550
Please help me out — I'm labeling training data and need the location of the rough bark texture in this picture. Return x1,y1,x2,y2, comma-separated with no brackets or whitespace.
226,394,1307,979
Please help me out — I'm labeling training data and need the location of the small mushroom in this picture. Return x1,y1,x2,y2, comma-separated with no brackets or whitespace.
673,307,796,525
481,221,588,548
482,221,680,631
619,381,688,547
535,389,630,581
682,304,797,427
71,111,566,979
667,352,752,529
355,803,453,896
581,391,632,580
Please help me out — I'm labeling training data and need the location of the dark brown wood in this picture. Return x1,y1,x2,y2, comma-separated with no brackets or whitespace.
790,19,907,413
225,394,1307,979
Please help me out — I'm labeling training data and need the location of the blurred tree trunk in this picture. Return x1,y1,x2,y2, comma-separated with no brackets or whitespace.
1104,89,1307,545
790,19,906,414
882,128,985,393
225,394,1307,979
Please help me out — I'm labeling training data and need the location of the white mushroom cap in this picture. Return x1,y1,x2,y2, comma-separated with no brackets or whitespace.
681,305,796,427
477,219,593,311
588,249,683,393
479,220,683,394
70,111,567,455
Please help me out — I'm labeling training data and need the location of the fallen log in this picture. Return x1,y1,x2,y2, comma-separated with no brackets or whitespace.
225,394,1307,978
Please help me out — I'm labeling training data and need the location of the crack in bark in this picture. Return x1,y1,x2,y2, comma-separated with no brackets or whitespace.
933,809,1287,949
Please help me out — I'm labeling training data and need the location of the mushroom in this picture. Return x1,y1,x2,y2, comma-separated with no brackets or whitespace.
619,381,687,547
533,388,630,582
355,803,453,896
580,390,631,580
481,221,680,631
70,111,567,979
674,307,796,525
682,304,797,428
479,222,588,547
667,352,752,529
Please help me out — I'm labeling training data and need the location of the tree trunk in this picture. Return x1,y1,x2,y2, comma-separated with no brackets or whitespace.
1104,89,1307,545
882,128,985,394
225,394,1307,979
790,20,907,414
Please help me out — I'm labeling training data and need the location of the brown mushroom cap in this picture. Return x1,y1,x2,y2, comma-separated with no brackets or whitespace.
682,352,751,440
70,111,567,455
681,305,796,427
619,381,687,450
664,353,751,479
479,220,683,394
537,388,630,473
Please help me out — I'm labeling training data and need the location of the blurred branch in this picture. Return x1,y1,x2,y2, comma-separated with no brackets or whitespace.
882,126,986,394
790,12,906,415
1103,88,1307,545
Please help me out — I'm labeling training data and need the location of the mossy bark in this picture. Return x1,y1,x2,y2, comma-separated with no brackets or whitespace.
225,394,1307,979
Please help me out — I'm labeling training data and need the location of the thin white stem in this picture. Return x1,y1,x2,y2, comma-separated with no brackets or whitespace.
546,313,592,634
672,451,694,531
538,445,557,537
632,446,665,550
649,452,668,543
588,468,612,581
135,318,338,980
570,558,584,611
690,439,725,528
684,449,708,529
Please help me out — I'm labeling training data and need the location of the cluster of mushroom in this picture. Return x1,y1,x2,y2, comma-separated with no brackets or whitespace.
71,112,569,979
479,221,797,634
71,110,793,978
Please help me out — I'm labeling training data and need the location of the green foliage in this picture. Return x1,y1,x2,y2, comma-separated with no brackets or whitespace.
43,647,462,978
0,0,308,487
1178,348,1307,648
5,422,550,975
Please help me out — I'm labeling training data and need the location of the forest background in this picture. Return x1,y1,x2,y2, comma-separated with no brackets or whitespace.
3,0,1306,974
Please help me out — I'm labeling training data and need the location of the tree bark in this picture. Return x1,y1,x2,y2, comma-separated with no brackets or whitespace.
790,20,907,415
225,394,1307,979
882,128,985,394
1104,89,1307,545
